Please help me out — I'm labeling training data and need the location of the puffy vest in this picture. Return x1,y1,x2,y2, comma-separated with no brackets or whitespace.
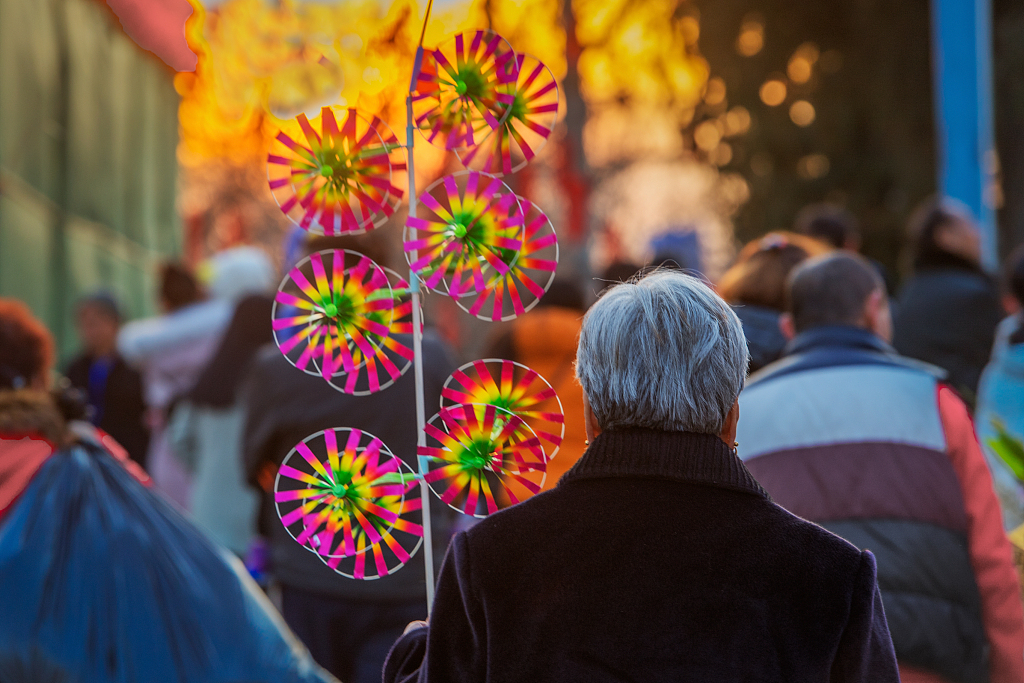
738,346,989,683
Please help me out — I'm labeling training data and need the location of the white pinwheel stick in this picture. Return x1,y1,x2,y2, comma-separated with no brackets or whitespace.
406,37,435,615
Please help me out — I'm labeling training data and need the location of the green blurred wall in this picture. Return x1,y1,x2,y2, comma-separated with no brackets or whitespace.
0,0,180,360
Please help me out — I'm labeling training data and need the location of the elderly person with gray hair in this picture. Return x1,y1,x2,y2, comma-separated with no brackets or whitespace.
384,270,899,683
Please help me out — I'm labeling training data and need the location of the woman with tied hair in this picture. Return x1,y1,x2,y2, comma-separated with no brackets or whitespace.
385,270,898,683
717,231,831,372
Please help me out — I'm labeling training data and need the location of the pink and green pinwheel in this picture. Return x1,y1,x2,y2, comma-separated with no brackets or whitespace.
275,428,423,580
404,171,524,300
456,198,558,321
272,249,394,383
441,359,564,460
420,403,546,517
456,53,559,176
411,30,518,150
268,106,403,235
324,266,418,396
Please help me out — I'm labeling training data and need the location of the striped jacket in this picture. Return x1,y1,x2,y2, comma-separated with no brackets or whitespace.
737,326,1024,683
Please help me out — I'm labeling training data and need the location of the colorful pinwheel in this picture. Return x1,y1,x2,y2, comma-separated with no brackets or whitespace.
325,266,418,396
275,428,423,580
458,198,558,321
404,171,524,300
420,403,547,517
272,249,394,382
412,30,518,150
268,106,403,235
457,54,559,176
441,359,564,459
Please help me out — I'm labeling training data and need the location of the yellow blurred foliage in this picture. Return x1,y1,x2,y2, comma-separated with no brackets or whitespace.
176,0,709,167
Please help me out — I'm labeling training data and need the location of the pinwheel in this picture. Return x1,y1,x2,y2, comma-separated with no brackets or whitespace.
441,359,564,460
268,106,403,235
420,403,546,517
457,54,559,176
411,30,519,150
272,249,394,382
275,428,423,580
457,198,558,321
404,171,524,300
324,266,418,396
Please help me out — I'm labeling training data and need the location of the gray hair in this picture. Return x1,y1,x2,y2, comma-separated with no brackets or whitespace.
576,270,748,434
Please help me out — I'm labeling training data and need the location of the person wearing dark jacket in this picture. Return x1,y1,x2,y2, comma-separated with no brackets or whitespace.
65,293,149,465
893,197,1004,401
385,270,898,683
738,253,1024,683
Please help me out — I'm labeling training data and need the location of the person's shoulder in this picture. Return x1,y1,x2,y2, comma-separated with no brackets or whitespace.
462,487,565,546
757,498,865,571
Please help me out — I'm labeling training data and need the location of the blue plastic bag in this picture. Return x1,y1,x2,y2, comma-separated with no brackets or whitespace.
0,438,335,683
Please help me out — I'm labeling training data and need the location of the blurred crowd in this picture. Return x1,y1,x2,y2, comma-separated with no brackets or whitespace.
3,194,1024,682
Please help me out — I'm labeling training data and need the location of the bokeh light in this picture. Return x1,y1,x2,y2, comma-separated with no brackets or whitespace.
789,100,815,126
797,153,830,179
736,18,764,57
759,79,787,106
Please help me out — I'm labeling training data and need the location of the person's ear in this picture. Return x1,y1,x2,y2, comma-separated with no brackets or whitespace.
719,399,740,447
779,313,796,341
862,288,893,343
1003,293,1021,316
582,392,602,443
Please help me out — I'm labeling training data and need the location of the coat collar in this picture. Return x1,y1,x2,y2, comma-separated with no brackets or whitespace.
783,325,894,357
559,428,769,499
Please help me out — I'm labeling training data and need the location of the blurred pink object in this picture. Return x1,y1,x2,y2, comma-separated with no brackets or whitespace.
105,0,197,72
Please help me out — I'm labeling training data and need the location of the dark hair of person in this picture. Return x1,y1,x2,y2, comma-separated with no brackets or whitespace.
1004,244,1024,307
596,261,642,295
794,203,860,250
537,280,586,312
76,292,122,323
786,253,885,333
0,299,54,390
186,294,274,408
717,232,831,310
906,196,979,272
159,262,202,312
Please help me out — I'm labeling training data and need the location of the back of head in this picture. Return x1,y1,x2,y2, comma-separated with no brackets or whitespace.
159,262,202,312
906,196,981,270
576,270,748,434
0,300,65,444
0,299,54,391
786,252,884,333
76,292,122,325
717,232,831,310
794,203,861,250
205,246,277,301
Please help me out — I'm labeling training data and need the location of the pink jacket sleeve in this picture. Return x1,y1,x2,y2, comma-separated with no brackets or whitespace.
939,386,1024,683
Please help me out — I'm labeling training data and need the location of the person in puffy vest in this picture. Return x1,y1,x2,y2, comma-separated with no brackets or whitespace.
737,252,1024,683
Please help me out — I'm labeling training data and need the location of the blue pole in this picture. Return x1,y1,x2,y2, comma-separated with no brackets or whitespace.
930,0,999,270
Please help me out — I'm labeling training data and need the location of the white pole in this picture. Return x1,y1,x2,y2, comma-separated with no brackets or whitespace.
406,45,435,614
